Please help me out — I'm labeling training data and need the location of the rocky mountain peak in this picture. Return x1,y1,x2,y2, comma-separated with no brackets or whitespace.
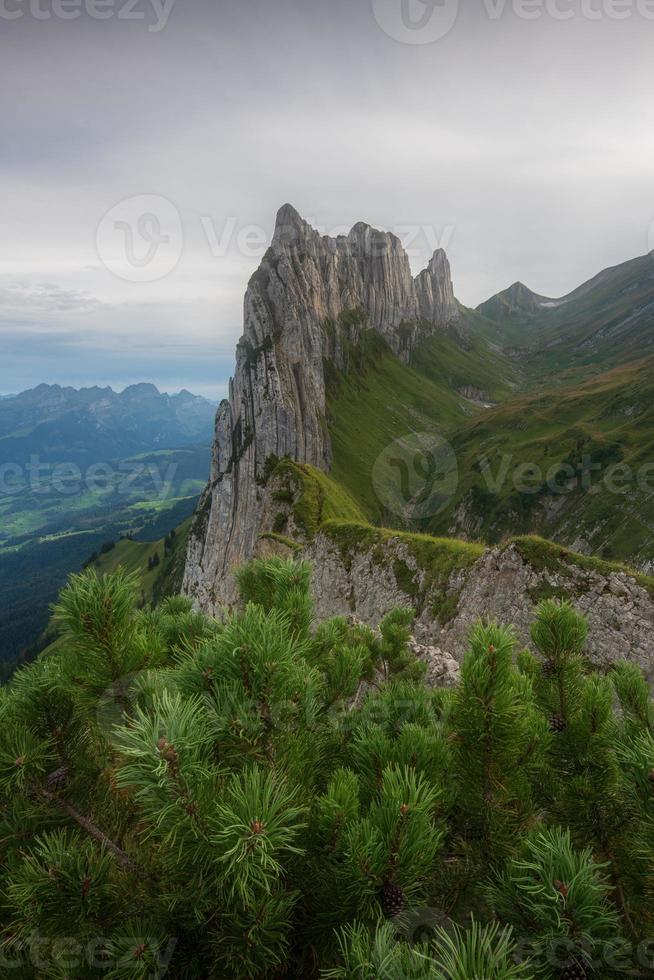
271,202,316,248
183,206,460,611
477,280,554,322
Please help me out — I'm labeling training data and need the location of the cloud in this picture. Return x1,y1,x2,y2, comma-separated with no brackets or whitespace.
0,283,102,315
1,0,653,393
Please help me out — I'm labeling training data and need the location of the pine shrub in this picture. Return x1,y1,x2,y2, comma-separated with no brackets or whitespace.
0,563,652,977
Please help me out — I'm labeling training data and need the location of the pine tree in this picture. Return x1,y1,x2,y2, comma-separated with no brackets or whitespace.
324,918,531,979
448,621,548,866
488,826,622,976
1,562,651,977
530,601,643,938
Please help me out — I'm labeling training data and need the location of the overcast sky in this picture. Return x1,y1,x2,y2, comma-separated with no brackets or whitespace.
1,0,653,398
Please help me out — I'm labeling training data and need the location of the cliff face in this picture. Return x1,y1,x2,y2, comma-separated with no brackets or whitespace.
305,529,654,682
183,204,458,610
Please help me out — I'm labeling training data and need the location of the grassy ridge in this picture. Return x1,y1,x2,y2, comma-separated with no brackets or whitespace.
86,517,192,605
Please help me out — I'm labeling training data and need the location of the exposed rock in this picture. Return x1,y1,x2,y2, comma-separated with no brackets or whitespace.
303,533,654,682
181,203,654,684
408,638,460,688
183,205,458,610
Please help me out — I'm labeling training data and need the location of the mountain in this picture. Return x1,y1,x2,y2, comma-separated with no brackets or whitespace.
182,204,519,609
0,382,215,666
182,207,654,621
0,382,216,466
477,253,654,374
477,280,557,325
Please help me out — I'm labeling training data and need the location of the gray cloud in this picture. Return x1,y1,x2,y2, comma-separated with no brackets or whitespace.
1,0,653,392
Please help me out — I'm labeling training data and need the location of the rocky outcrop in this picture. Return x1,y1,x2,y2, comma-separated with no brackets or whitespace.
303,530,654,681
183,205,459,610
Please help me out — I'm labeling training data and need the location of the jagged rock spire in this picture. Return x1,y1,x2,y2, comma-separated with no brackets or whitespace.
183,206,459,611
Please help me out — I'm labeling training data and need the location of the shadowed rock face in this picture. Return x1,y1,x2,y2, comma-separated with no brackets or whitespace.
182,204,458,611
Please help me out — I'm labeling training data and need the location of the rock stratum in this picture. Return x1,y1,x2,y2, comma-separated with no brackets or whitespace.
182,204,459,608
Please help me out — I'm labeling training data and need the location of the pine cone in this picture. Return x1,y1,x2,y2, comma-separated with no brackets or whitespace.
542,659,557,678
559,957,588,979
549,713,567,733
380,880,405,918
46,765,71,791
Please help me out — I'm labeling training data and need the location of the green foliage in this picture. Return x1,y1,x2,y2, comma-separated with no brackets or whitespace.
267,458,366,540
489,827,621,975
449,622,548,862
235,554,314,638
3,565,654,978
324,918,531,979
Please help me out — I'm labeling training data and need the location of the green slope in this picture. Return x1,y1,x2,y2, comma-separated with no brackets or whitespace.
325,322,519,522
422,355,654,566
476,252,654,382
320,283,654,570
86,517,193,605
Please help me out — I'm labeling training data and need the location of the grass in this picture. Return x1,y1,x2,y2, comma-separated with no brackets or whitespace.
87,518,193,605
326,333,479,521
258,532,303,552
511,535,654,600
420,355,654,566
271,459,366,538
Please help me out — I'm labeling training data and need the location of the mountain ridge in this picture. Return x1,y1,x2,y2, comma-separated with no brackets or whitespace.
182,205,515,610
183,206,654,614
0,382,217,466
476,252,654,364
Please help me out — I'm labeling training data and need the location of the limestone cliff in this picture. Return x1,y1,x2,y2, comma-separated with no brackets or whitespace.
183,205,459,610
303,526,654,681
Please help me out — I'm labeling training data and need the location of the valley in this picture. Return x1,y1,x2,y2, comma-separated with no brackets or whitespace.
0,383,215,667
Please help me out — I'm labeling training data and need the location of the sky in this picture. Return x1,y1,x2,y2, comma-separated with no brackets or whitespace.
1,0,653,399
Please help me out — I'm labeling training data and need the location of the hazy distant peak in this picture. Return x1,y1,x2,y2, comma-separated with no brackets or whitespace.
477,281,556,321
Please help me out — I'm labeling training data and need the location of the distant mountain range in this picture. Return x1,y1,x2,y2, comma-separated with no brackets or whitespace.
0,383,216,466
0,382,216,666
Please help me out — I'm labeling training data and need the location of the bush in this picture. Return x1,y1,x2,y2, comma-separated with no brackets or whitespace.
0,562,650,977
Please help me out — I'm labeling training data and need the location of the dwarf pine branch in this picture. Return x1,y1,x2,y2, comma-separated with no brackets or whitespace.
0,562,652,977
